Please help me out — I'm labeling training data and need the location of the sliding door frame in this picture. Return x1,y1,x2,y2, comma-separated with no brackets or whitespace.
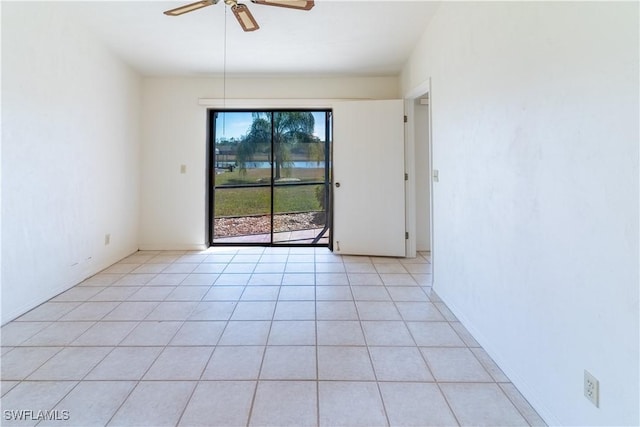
207,108,333,248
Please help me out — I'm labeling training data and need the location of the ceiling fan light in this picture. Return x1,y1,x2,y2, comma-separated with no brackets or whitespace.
164,0,217,16
251,0,314,11
232,3,260,31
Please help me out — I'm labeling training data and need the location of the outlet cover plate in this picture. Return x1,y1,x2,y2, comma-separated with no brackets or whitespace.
584,370,599,407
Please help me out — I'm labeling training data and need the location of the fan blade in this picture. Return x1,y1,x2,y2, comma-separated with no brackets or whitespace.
251,0,314,11
164,0,217,16
232,3,260,32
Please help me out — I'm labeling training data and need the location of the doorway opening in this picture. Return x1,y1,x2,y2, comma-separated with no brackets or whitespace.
406,84,434,281
413,95,432,257
208,109,332,247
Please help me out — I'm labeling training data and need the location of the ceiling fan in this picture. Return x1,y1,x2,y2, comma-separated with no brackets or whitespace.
163,0,315,32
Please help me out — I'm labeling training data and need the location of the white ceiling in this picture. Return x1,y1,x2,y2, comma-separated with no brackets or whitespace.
65,1,440,77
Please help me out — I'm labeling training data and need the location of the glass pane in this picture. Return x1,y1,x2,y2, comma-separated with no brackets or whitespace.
213,112,271,244
273,184,329,244
214,112,271,187
271,111,327,183
271,111,329,245
213,187,271,243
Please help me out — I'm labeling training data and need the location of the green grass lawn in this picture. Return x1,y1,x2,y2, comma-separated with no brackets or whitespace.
214,168,328,217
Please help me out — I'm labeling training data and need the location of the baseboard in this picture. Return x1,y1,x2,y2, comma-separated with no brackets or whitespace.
137,244,208,251
433,282,559,427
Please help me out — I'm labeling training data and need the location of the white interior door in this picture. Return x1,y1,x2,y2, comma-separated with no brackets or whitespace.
333,99,406,257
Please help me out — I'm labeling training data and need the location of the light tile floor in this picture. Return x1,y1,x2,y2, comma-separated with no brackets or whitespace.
1,247,546,427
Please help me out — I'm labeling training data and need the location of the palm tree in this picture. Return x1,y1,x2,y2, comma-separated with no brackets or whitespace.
238,112,315,180
236,116,269,177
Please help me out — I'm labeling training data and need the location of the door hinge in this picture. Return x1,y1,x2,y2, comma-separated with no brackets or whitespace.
405,232,409,240
404,173,409,181
404,115,408,123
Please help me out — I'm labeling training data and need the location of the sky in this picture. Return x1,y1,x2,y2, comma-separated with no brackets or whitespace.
215,111,328,142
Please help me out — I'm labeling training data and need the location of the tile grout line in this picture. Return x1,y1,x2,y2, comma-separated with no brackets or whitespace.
348,266,392,427
495,383,536,427
2,247,544,427
314,248,322,427
244,246,280,427
386,273,465,427
174,254,226,427
103,252,207,426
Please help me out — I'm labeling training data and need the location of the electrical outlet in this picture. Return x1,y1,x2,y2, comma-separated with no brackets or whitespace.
104,233,111,246
180,164,187,174
584,370,599,407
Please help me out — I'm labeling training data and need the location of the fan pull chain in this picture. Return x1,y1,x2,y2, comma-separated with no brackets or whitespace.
222,5,228,137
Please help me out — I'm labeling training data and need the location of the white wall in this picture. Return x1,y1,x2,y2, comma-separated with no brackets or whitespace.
414,98,431,252
1,3,141,324
139,76,399,250
401,2,639,426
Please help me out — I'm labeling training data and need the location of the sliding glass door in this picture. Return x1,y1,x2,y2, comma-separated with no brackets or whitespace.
209,110,331,246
